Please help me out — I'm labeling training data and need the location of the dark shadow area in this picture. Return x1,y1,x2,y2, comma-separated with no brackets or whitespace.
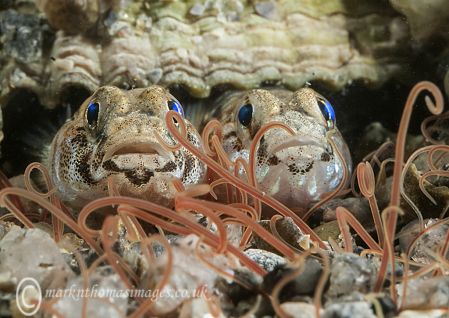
58,85,91,112
1,89,75,177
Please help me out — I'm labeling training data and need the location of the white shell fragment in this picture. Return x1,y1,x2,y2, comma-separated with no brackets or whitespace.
51,267,128,318
0,227,73,289
142,234,232,315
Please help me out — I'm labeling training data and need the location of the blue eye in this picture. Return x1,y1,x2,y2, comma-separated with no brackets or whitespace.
86,102,100,127
238,104,253,127
168,99,184,116
317,96,335,129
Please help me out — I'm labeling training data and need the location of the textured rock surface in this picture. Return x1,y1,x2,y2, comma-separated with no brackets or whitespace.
398,277,449,309
390,0,449,40
52,267,128,318
251,217,309,253
389,0,449,100
280,302,321,318
326,253,377,299
0,228,73,288
143,235,224,315
244,248,286,272
0,0,412,107
180,297,226,318
321,197,372,231
399,218,449,264
323,301,376,318
398,309,448,318
262,258,323,298
0,8,46,107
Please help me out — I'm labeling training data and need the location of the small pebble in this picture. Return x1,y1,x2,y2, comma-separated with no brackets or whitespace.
0,228,73,289
245,248,286,272
398,309,448,318
262,259,323,299
326,253,377,299
254,1,277,20
250,217,306,254
398,276,449,309
52,267,128,318
280,302,321,318
190,4,206,17
323,301,376,318
398,218,449,264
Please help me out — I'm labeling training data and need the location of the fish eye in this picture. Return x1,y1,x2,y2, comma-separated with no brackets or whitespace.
168,99,184,116
316,95,336,129
86,102,100,127
238,103,253,127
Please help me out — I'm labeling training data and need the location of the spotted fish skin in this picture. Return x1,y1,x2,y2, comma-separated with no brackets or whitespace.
48,85,206,208
49,85,349,210
205,88,352,210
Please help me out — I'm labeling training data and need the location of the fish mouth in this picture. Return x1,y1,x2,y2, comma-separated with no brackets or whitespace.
103,140,175,163
100,139,178,185
269,135,328,155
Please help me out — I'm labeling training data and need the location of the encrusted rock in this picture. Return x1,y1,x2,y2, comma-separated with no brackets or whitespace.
323,301,376,318
244,248,287,272
142,234,227,315
0,227,73,289
2,1,412,107
398,309,449,318
326,253,377,299
44,31,101,108
0,9,43,64
251,217,309,254
389,0,449,40
254,1,278,20
355,122,422,165
280,302,321,318
51,266,128,318
321,197,371,226
313,220,341,242
262,259,323,299
36,0,103,34
0,270,13,288
0,221,17,242
0,8,46,107
216,268,264,317
372,293,397,318
403,164,449,220
398,218,449,264
180,297,226,318
398,277,449,309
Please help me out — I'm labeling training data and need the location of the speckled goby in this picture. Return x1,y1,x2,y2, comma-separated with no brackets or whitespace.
48,85,206,208
203,87,352,210
49,84,350,211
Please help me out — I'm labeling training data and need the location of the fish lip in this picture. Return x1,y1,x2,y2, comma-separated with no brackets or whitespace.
102,139,175,164
269,135,328,155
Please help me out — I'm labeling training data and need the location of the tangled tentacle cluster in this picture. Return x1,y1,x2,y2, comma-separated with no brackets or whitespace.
1,81,449,316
